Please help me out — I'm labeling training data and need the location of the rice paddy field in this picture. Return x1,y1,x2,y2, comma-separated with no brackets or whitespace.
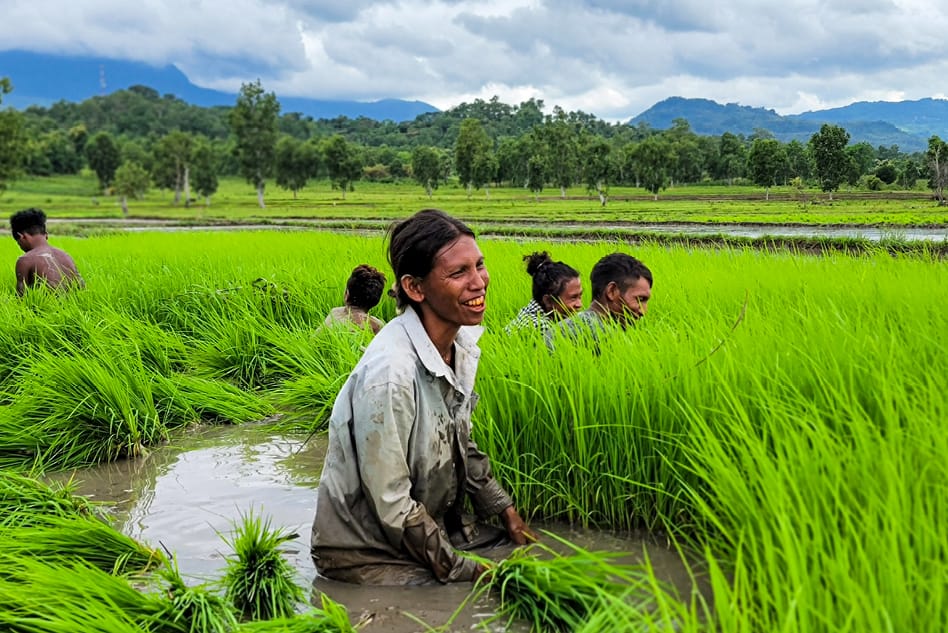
3,173,948,227
0,227,945,632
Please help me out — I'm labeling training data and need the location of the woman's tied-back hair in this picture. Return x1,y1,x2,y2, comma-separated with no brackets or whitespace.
346,264,386,311
523,251,580,306
387,209,475,311
10,208,47,239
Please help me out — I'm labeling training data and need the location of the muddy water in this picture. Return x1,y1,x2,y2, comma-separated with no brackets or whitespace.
52,422,708,632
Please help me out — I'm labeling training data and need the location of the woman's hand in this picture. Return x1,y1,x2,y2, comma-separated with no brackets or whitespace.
500,505,538,545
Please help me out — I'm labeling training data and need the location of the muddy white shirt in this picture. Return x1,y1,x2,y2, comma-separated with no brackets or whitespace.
311,307,513,582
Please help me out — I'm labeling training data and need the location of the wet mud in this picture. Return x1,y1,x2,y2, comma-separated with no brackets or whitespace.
51,422,709,632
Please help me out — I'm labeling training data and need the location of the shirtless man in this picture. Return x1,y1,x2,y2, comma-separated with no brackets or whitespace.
10,208,84,296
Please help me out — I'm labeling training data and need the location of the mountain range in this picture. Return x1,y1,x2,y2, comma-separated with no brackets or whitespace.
630,96,948,152
0,50,440,122
3,50,947,152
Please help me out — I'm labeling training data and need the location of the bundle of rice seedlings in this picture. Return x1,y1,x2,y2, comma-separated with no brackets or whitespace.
235,595,356,632
470,532,665,632
0,471,98,526
220,511,306,621
0,513,165,576
2,346,166,469
154,556,239,633
152,373,275,428
0,556,169,632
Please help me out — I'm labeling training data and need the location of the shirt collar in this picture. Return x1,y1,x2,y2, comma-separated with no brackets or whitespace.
398,307,482,394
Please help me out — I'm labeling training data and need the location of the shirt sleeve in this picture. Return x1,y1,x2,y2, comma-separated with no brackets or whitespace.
351,380,476,582
462,392,513,518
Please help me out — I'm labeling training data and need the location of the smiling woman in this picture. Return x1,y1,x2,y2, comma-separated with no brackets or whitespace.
311,209,535,585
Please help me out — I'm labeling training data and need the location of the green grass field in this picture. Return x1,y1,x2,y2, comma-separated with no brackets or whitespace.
2,173,946,227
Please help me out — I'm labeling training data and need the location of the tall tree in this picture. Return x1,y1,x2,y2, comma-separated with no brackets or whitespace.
0,78,26,193
542,108,579,198
715,132,746,184
926,135,948,205
411,146,442,198
154,131,194,206
629,136,675,201
230,80,280,208
526,153,547,202
85,131,121,191
322,134,363,199
747,138,788,200
191,137,220,207
112,161,150,216
785,140,813,181
580,135,612,206
274,136,321,198
810,124,851,200
455,118,492,199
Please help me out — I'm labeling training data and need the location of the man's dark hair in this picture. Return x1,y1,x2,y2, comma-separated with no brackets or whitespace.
346,264,386,311
387,209,475,311
10,208,47,239
523,251,580,306
590,252,653,300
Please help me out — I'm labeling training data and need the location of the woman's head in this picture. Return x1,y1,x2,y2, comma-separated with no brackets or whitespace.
388,210,487,325
523,251,583,317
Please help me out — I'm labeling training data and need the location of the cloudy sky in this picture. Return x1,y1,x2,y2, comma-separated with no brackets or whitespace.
3,0,947,120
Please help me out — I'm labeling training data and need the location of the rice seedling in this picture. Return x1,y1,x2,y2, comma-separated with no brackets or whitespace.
0,512,165,575
0,470,98,525
0,556,169,632
156,556,240,633
152,372,275,427
235,594,357,632
220,510,307,621
454,531,676,632
0,345,166,470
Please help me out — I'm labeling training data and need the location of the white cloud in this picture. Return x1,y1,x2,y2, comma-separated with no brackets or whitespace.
2,0,947,119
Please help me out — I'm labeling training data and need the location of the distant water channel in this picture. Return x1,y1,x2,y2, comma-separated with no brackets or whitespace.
51,422,709,633
52,217,948,242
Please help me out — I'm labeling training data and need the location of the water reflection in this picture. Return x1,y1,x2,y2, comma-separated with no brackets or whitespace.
53,422,708,632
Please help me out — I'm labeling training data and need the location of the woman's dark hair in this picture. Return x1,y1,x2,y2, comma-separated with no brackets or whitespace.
387,209,475,311
523,251,580,307
10,208,47,239
345,264,386,311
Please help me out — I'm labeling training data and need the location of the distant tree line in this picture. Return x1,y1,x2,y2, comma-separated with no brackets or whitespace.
2,77,947,208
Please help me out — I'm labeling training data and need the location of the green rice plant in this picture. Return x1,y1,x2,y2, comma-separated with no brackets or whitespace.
0,470,100,526
220,510,306,621
235,594,357,632
0,344,166,470
268,326,371,430
0,556,168,633
0,512,165,575
152,373,275,427
156,556,240,633
460,532,675,632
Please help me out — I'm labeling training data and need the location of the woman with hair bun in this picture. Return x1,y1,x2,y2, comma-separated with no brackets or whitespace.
505,251,583,334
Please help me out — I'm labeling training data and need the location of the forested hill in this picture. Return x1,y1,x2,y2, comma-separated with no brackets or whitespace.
629,97,947,153
0,50,438,123
16,88,615,150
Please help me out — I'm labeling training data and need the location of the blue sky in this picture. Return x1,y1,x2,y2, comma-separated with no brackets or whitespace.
2,0,946,120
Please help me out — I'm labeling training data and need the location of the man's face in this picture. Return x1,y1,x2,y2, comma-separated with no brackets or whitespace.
607,276,651,327
12,232,29,253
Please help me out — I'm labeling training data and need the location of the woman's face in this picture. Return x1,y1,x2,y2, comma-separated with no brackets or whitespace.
416,235,489,330
548,276,584,317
